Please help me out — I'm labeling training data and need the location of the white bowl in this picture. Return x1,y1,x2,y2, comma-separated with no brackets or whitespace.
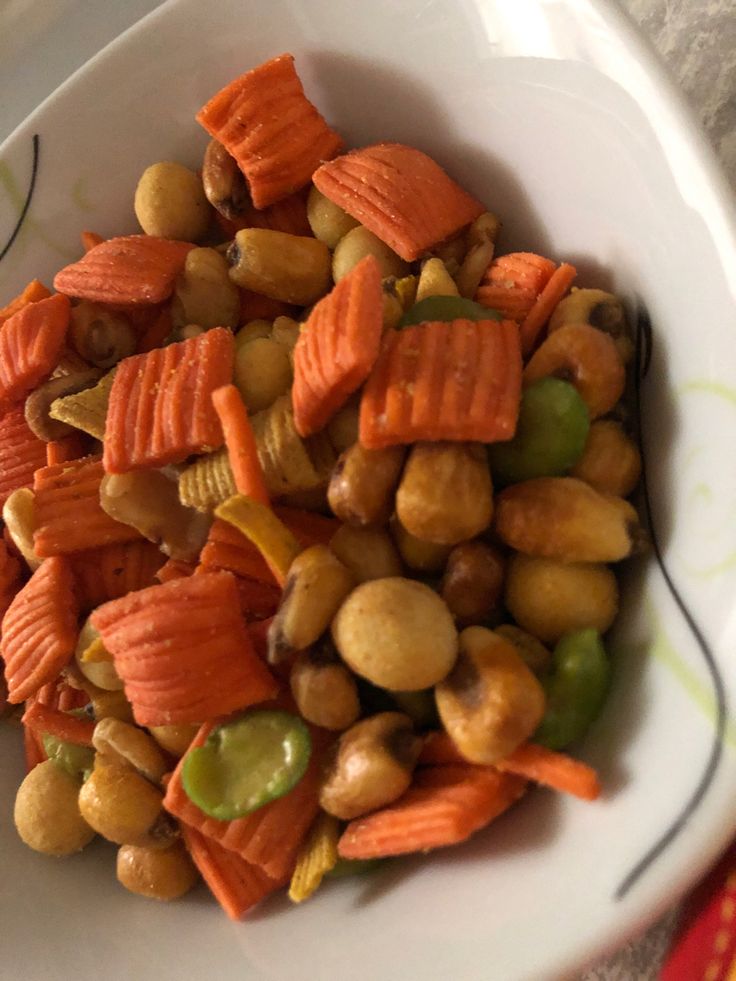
1,1,735,978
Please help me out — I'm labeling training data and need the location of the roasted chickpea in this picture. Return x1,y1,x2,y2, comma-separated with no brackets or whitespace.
307,185,359,248
329,525,403,583
390,516,452,573
134,161,211,241
117,841,198,901
233,336,293,413
441,541,505,624
396,442,493,546
328,443,406,527
435,626,546,764
172,247,240,330
319,712,421,819
148,724,199,758
494,477,640,563
267,545,355,663
14,760,95,856
332,226,409,282
228,229,331,305
92,718,168,785
290,641,361,731
70,302,137,369
332,577,458,691
504,553,619,644
571,420,642,497
78,754,173,847
100,470,211,563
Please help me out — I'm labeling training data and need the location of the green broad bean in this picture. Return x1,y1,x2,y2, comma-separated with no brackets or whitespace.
489,378,590,485
182,710,311,821
327,857,386,878
534,628,610,750
399,295,501,327
41,734,95,781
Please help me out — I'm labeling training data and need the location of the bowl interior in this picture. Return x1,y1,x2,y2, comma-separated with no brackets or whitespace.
1,1,735,979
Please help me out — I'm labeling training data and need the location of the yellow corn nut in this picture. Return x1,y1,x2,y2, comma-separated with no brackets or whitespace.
227,229,331,305
267,545,355,662
288,812,341,903
415,258,460,302
393,275,418,311
49,368,116,440
494,477,640,563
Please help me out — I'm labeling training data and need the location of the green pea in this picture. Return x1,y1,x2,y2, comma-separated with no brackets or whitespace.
182,710,311,821
534,628,610,750
489,378,590,485
327,857,386,878
41,734,95,781
399,295,501,327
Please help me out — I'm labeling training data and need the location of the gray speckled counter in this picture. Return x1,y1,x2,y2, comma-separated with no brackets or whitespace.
621,0,736,187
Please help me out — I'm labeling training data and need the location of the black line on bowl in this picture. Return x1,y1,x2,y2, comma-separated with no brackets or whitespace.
615,306,727,900
0,134,40,264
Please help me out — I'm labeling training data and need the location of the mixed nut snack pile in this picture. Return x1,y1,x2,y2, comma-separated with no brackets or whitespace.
0,53,642,917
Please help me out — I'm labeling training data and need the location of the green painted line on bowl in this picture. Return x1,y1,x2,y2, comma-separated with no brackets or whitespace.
0,161,77,272
71,176,95,213
646,596,736,748
680,379,736,406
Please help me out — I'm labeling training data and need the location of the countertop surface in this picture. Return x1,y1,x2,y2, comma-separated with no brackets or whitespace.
0,1,734,979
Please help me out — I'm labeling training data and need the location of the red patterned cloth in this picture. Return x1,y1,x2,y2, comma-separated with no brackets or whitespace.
661,841,736,980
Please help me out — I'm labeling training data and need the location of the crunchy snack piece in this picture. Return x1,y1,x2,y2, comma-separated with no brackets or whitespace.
2,557,79,704
359,319,522,448
252,395,336,498
293,255,383,437
179,448,237,512
103,328,234,473
53,235,194,305
0,294,71,407
196,53,343,209
49,369,117,441
0,406,48,507
70,540,166,611
313,143,484,262
91,572,278,727
33,455,143,557
288,811,340,902
0,279,52,327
